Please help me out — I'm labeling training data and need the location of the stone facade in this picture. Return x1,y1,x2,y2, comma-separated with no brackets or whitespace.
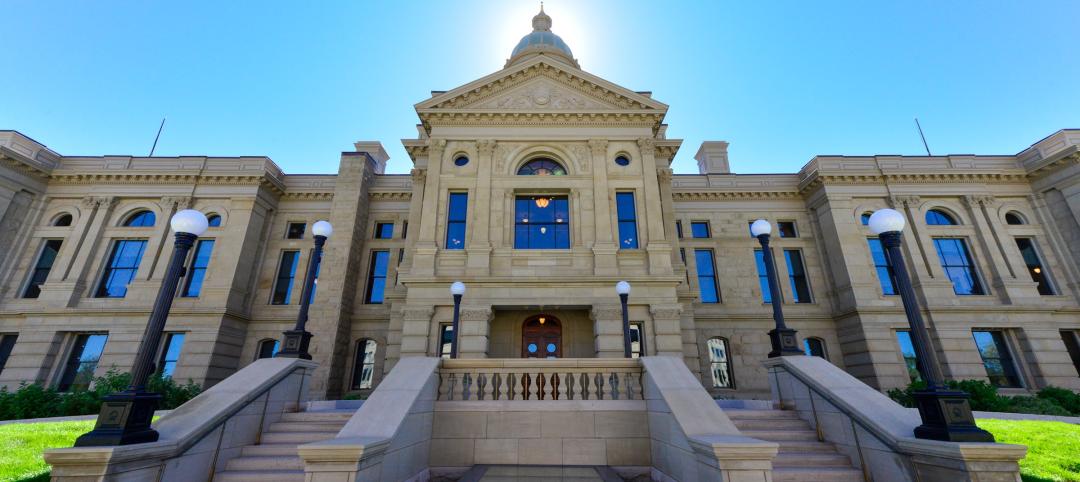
1,10,1079,401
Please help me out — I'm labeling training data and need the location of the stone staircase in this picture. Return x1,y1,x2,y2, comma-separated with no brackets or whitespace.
726,408,864,482
215,409,354,482
477,465,605,481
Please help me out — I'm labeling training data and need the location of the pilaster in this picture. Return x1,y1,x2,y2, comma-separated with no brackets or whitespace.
411,139,446,277
648,304,683,356
963,194,1036,303
589,304,624,358
588,139,617,276
466,140,495,275
399,305,435,358
458,305,493,358
40,196,117,307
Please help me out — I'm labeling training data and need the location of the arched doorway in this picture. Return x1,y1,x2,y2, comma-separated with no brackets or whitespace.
522,315,562,358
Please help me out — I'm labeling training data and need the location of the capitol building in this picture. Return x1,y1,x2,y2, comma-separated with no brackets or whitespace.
1,6,1079,408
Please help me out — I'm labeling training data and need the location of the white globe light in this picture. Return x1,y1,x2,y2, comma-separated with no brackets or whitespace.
312,220,333,238
750,219,772,237
450,281,466,296
869,209,906,235
170,209,209,236
615,280,631,296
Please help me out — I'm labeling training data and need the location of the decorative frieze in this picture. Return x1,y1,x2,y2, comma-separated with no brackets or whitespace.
963,194,999,208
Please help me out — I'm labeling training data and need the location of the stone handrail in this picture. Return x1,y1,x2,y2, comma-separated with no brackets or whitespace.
45,357,317,481
765,356,1026,481
437,358,643,401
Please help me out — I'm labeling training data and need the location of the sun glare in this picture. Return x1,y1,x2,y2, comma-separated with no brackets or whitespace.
486,0,593,69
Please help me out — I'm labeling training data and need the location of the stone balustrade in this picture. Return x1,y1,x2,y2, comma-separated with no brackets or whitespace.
437,358,643,401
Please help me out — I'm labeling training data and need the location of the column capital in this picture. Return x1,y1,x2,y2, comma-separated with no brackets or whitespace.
962,194,998,208
889,195,921,208
81,196,117,210
459,306,493,322
410,168,427,184
590,304,623,321
401,306,435,321
587,138,608,156
656,167,673,183
476,139,496,155
160,196,192,210
649,304,683,320
636,137,656,153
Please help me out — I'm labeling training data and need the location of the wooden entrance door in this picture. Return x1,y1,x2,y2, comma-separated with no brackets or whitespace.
522,315,562,358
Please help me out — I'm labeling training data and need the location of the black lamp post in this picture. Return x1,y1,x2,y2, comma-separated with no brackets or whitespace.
449,281,465,358
869,209,994,442
75,209,209,446
278,220,333,360
751,219,803,358
616,281,632,358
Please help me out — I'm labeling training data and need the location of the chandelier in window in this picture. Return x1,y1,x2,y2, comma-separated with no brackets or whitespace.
534,197,550,208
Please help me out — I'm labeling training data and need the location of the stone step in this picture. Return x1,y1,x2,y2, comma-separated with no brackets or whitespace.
774,440,841,453
741,429,819,442
771,467,864,482
261,431,337,444
724,409,801,420
279,411,355,423
241,444,301,457
213,469,305,482
225,455,304,471
773,452,853,468
480,465,602,480
731,418,811,430
267,421,344,433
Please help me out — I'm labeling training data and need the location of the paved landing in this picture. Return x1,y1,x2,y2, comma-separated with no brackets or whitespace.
477,465,604,481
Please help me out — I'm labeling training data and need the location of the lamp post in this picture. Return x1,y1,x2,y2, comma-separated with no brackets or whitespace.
869,209,994,442
751,219,802,358
616,281,632,358
75,209,209,446
449,281,465,358
278,220,333,360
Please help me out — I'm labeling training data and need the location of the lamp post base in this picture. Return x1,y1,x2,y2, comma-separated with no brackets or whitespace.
276,330,313,360
912,389,995,442
768,327,803,358
73,391,161,447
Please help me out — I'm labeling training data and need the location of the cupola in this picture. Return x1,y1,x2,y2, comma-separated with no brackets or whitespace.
506,5,579,69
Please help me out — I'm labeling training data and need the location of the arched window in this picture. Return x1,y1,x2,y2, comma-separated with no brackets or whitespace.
804,337,827,358
257,339,279,359
517,158,566,176
123,210,156,227
1005,212,1025,225
925,209,956,226
53,213,73,227
860,212,872,226
352,339,378,390
207,214,222,227
706,337,734,388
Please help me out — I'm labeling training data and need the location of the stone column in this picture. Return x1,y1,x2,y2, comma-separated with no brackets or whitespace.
399,305,435,358
411,139,446,277
458,305,493,358
963,194,1034,302
466,140,495,275
40,196,117,307
589,139,617,275
638,139,673,275
649,304,683,356
590,304,624,358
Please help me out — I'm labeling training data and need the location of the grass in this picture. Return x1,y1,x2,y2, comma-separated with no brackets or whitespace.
978,419,1080,482
0,419,94,482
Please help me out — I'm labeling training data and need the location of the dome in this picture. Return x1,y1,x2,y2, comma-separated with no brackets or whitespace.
506,6,579,68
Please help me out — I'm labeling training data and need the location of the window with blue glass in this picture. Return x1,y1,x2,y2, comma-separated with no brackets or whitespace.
690,222,710,238
803,338,826,358
1015,238,1055,295
895,330,922,383
784,250,812,303
375,222,394,239
257,339,279,359
695,249,720,303
616,192,638,249
860,212,872,226
364,251,390,304
933,238,984,295
23,239,63,298
123,210,155,227
514,196,569,249
867,238,897,295
517,158,566,176
925,209,957,226
754,249,775,303
206,214,222,227
445,193,468,250
271,251,299,305
972,330,1022,388
675,221,683,239
157,333,184,378
95,240,148,298
57,333,108,392
181,240,214,297
0,334,17,376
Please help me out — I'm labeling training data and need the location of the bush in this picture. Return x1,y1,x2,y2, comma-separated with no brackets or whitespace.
1004,396,1072,416
0,369,202,421
1037,386,1080,415
887,379,1080,417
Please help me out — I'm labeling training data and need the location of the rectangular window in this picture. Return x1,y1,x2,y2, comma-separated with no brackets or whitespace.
439,324,454,359
1060,330,1080,377
57,333,108,392
895,330,922,382
972,330,1022,388
402,221,408,239
271,250,300,305
23,239,63,298
157,333,184,378
181,239,214,297
514,196,570,249
95,239,148,298
0,334,17,376
616,192,638,249
754,249,774,303
784,249,812,303
690,222,710,238
675,221,683,239
695,249,720,303
445,193,468,250
707,338,734,388
867,238,897,295
1015,238,1055,295
777,221,798,238
375,222,394,239
933,238,985,295
352,340,377,390
364,251,390,304
630,322,645,358
286,222,306,239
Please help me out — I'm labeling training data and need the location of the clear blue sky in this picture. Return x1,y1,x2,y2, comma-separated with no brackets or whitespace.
2,1,1077,175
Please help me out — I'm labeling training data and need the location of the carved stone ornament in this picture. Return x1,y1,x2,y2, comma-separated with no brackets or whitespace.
161,196,193,210
588,139,608,157
649,304,683,320
410,168,427,185
460,307,494,322
478,79,609,110
81,196,117,210
589,305,624,321
402,306,435,321
657,168,673,183
636,138,656,155
889,195,922,208
477,139,497,156
494,143,514,173
963,194,998,208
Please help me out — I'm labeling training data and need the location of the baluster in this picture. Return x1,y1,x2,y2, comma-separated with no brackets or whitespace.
463,373,474,400
594,372,604,400
544,372,555,400
556,372,568,400
609,372,620,400
565,372,576,400
492,373,502,400
522,372,531,400
436,372,445,400
534,371,544,400
623,372,634,400
580,373,590,400
477,373,488,401
446,374,457,401
507,372,517,400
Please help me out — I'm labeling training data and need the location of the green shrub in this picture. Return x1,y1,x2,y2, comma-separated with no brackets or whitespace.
1036,386,1080,415
949,379,1011,412
1004,395,1072,416
0,369,202,421
886,379,1080,416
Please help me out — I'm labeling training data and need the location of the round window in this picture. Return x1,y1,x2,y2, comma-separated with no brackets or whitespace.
614,155,630,166
454,155,469,167
527,343,538,353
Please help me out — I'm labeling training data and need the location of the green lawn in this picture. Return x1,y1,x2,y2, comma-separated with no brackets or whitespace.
0,419,94,482
978,419,1080,482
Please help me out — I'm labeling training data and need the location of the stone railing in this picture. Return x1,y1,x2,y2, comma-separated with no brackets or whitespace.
436,358,643,401
765,356,1026,482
